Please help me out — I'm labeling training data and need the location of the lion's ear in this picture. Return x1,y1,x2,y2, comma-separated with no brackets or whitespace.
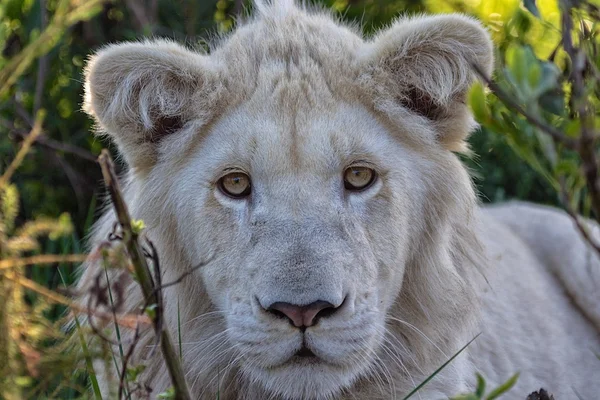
360,14,493,151
83,40,220,170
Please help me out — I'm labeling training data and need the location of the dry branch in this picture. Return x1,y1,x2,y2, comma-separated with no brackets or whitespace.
0,254,87,270
559,178,600,254
0,112,44,188
3,272,150,329
98,150,191,400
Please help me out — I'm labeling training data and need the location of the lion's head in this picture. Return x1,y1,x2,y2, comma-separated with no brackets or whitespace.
83,1,493,398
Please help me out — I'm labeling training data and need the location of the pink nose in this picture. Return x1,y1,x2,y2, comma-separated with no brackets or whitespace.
266,300,338,328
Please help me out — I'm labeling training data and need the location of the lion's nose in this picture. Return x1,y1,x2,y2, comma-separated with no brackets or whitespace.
266,300,340,329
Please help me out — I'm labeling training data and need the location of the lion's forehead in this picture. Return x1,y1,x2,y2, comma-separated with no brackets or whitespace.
215,8,363,102
200,100,397,178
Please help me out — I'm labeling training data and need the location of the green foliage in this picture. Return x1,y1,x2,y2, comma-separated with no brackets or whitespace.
465,0,600,216
451,373,520,400
0,165,84,400
0,2,107,398
157,387,176,399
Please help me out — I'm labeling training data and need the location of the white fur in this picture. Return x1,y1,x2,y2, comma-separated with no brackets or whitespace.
79,2,600,399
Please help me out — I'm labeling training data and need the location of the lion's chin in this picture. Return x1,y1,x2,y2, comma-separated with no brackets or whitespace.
242,356,362,400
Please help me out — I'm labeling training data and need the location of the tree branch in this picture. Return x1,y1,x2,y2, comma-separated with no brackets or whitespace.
98,150,191,400
0,254,87,270
471,63,578,150
1,116,97,162
0,112,44,188
560,2,600,218
559,178,600,255
3,272,150,330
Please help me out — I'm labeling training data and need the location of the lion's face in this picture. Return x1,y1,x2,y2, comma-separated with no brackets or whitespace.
170,98,421,397
83,2,493,398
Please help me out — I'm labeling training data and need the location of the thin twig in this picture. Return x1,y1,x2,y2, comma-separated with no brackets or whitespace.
11,98,34,126
1,111,97,163
98,150,192,400
12,129,97,162
0,112,44,188
559,178,600,255
471,63,578,150
0,254,87,270
117,323,141,400
86,292,141,347
4,272,150,329
147,258,212,298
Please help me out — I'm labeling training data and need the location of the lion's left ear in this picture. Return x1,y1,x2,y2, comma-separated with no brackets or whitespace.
359,14,493,151
83,40,222,171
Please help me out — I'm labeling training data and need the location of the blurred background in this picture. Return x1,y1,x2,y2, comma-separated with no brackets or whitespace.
0,0,564,234
1,0,597,398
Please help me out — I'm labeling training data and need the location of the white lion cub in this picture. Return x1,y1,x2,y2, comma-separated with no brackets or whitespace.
80,0,600,398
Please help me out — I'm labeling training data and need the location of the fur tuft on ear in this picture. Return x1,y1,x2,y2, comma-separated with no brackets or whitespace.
360,14,494,151
83,40,221,170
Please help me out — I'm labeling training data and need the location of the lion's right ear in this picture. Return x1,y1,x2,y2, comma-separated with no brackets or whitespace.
358,14,493,152
83,40,221,170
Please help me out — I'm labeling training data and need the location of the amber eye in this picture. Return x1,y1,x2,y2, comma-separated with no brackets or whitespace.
218,172,251,198
344,166,376,191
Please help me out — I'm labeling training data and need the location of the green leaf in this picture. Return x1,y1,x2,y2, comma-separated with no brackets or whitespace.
15,376,33,387
469,82,490,122
538,90,565,115
475,373,486,397
506,45,528,89
486,373,519,400
526,61,542,89
157,387,176,399
451,395,480,400
126,364,146,382
555,159,579,177
523,0,540,17
532,62,560,98
145,303,158,320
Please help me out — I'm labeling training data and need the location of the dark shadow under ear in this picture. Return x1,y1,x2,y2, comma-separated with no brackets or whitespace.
397,86,447,122
149,115,185,144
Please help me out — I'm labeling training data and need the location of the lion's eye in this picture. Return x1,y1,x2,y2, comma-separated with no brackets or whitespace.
218,172,251,198
343,166,376,191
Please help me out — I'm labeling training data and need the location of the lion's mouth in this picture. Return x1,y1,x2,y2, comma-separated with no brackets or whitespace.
295,346,316,358
265,344,325,369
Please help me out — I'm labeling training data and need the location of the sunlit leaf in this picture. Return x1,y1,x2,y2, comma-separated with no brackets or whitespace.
486,373,519,400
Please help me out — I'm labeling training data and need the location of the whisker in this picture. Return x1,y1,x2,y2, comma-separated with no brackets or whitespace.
181,310,227,328
385,316,449,359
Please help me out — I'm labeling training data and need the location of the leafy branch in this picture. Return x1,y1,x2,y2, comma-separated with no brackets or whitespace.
470,0,600,255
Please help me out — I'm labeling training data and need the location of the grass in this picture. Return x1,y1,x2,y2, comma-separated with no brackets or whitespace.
403,334,480,400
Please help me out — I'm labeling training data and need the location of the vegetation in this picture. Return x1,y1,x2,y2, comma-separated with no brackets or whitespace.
0,0,598,398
